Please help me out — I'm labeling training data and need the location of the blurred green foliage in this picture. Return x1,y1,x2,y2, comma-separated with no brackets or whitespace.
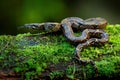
19,0,66,23
0,0,120,34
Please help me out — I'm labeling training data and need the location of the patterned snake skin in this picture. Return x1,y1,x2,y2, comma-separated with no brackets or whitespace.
21,17,109,76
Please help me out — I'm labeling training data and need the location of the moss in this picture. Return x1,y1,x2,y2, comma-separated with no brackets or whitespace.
0,24,120,79
50,71,64,79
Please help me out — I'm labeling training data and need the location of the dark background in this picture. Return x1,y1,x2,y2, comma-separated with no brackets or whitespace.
0,0,120,35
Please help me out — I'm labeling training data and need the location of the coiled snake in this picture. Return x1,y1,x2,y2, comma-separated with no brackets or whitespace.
21,17,109,76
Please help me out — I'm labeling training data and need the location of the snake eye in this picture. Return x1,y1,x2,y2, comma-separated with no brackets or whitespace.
29,25,36,29
47,23,56,27
24,23,40,29
31,25,37,29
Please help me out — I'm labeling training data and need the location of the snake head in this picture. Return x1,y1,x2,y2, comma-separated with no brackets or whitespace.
18,23,44,30
23,23,44,30
19,22,60,32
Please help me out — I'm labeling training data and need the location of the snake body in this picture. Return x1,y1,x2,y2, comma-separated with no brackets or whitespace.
61,17,109,58
22,17,109,74
23,17,109,60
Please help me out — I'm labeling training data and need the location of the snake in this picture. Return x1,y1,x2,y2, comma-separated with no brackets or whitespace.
21,17,109,76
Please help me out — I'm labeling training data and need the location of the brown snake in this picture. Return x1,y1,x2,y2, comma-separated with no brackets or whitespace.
21,17,109,76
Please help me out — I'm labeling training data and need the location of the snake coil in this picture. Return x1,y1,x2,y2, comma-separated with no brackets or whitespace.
21,17,109,77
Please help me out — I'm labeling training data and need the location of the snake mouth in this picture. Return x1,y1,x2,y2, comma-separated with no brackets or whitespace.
24,23,41,29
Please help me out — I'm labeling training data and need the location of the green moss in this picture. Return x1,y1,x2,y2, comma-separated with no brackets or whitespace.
50,71,64,79
0,24,120,79
96,60,115,76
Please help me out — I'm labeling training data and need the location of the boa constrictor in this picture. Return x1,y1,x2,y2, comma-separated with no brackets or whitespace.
21,17,109,76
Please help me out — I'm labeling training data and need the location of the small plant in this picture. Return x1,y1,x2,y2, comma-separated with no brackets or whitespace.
66,64,76,79
50,71,64,79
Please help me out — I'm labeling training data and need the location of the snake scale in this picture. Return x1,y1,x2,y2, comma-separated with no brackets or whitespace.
21,17,109,76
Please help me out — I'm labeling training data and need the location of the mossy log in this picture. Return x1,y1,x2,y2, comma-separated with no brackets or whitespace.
0,24,120,80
